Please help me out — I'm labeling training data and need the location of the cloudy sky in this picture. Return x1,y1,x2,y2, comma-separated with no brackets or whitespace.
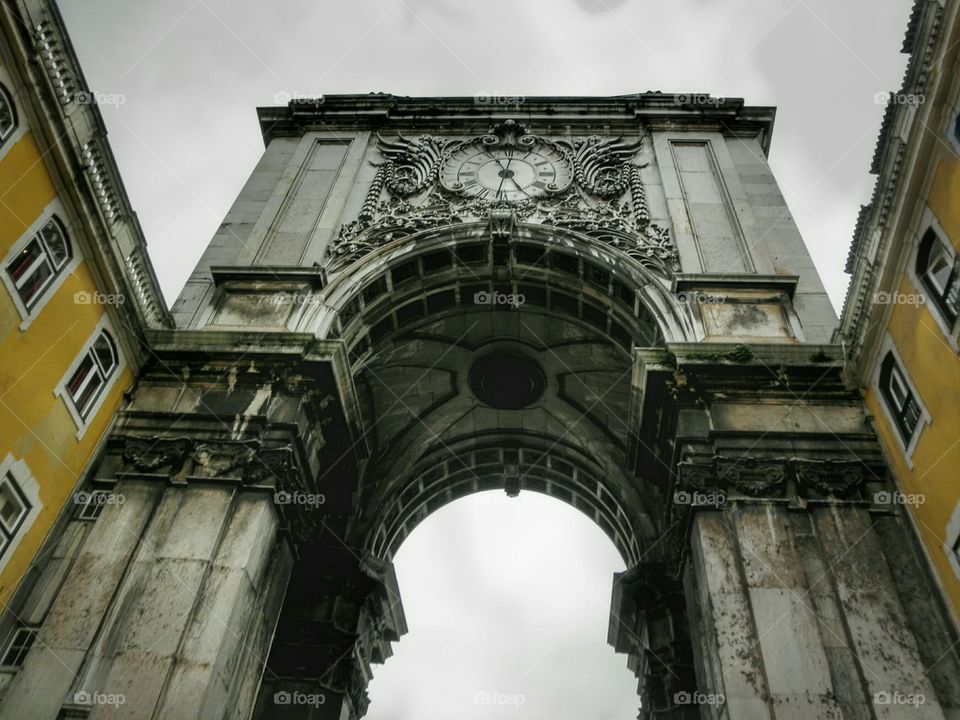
58,0,913,716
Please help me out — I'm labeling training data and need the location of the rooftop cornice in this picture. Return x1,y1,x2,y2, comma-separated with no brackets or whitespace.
0,0,173,332
837,0,958,368
256,93,776,154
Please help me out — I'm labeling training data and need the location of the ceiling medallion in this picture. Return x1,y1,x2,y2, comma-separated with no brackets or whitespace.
469,354,546,410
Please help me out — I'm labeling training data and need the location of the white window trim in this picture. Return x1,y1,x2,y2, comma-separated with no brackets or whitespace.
0,68,27,166
907,207,960,351
0,199,81,331
947,93,960,157
871,334,931,468
54,315,125,440
947,501,960,582
0,454,42,577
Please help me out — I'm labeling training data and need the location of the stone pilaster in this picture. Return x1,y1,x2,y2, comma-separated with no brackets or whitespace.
252,546,406,720
608,562,698,719
0,334,363,720
627,347,960,719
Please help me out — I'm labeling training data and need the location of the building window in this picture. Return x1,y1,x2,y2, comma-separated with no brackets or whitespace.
0,82,15,147
948,502,960,582
917,228,959,325
65,330,118,421
4,216,72,312
0,471,30,559
1,625,38,667
74,490,108,521
879,352,922,443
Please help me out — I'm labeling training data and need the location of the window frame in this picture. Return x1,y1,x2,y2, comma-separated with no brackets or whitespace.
0,71,26,166
0,474,30,555
948,93,960,156
947,501,960,583
0,455,42,576
0,624,38,668
917,227,959,324
0,202,81,329
908,208,960,349
0,81,16,148
872,337,930,466
5,215,72,311
879,355,921,443
55,318,125,438
74,489,109,521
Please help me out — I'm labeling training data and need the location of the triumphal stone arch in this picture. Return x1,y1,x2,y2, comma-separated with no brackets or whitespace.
3,95,959,719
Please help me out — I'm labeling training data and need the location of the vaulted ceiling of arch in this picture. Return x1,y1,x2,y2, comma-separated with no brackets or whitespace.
352,305,641,519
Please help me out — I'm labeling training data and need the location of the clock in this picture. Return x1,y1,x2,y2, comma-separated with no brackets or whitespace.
440,141,573,202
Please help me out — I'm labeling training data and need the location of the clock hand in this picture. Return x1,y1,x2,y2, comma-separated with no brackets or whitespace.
484,149,510,172
508,175,531,199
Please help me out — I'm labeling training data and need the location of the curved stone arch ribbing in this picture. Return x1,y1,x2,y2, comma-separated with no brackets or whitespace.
300,222,694,357
360,433,652,566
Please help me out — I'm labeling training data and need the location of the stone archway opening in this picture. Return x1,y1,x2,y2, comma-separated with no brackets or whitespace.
363,489,642,720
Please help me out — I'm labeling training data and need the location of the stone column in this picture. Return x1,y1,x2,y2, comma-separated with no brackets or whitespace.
608,561,699,719
251,546,406,720
675,458,960,720
0,335,362,720
626,347,960,719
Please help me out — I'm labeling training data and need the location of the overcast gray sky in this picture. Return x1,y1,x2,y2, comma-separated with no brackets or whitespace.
58,0,913,717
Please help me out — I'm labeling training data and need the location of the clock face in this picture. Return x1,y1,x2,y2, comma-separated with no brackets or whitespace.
440,142,573,201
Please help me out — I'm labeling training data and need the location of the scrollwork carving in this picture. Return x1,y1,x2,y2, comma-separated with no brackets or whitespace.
572,135,643,199
674,456,874,504
122,438,193,475
793,459,868,499
716,457,787,497
326,123,679,276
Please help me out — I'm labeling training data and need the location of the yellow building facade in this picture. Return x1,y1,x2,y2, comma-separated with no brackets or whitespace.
840,0,960,623
0,0,168,638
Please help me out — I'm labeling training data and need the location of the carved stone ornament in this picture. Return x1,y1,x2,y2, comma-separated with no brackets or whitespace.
192,441,258,479
716,457,787,497
676,457,787,498
327,120,679,275
675,456,873,504
122,438,193,474
119,437,308,491
793,459,869,499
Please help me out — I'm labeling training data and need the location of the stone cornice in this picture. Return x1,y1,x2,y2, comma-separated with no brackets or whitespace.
256,93,776,153
0,0,172,332
837,0,957,367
